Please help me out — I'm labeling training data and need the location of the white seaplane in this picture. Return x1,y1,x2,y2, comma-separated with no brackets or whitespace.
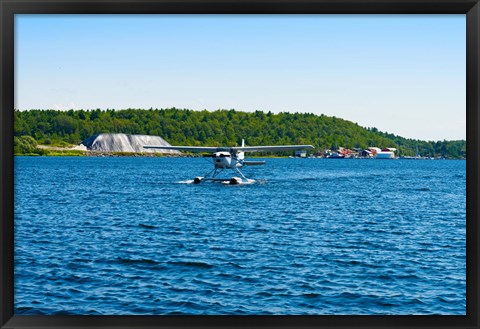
144,140,313,185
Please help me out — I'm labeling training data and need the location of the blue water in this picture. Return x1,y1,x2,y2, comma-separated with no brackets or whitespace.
14,157,466,315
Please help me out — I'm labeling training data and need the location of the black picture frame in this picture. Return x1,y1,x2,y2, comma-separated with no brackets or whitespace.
1,1,478,328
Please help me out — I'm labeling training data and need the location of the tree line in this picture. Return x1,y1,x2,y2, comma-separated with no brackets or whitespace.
14,108,466,158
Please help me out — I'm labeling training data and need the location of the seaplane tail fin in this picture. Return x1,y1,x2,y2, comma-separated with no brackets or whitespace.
242,139,245,147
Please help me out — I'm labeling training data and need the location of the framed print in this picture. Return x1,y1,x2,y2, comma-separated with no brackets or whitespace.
1,1,479,329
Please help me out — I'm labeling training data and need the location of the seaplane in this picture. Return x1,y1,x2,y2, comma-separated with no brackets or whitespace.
144,140,314,185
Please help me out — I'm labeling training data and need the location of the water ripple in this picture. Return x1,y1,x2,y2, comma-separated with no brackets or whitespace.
14,157,466,315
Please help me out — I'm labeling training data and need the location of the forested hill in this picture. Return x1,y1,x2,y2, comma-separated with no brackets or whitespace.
14,108,466,158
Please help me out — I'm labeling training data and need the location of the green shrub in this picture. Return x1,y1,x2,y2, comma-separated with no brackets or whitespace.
14,136,37,154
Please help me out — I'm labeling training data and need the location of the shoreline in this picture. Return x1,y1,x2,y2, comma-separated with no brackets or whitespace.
17,147,293,158
14,152,465,160
14,145,466,160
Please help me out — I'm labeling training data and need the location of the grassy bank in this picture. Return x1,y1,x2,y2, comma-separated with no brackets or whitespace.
15,147,185,157
14,146,292,158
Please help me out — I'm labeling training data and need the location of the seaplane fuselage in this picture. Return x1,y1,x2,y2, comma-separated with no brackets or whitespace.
213,151,244,169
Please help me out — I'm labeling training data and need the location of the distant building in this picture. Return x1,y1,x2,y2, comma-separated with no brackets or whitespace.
376,151,395,159
376,148,396,159
359,149,373,158
368,147,382,155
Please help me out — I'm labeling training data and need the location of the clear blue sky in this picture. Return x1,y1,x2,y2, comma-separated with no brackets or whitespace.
15,14,465,141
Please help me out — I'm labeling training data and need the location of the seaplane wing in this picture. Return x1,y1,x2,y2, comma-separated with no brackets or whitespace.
143,144,314,153
231,145,314,153
143,145,224,152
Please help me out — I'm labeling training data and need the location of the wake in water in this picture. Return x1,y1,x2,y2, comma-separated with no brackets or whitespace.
177,178,257,185
177,179,195,184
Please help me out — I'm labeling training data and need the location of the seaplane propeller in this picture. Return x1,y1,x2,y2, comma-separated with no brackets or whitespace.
144,139,314,184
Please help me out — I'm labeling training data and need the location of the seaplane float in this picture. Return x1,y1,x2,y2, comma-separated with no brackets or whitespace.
144,140,313,185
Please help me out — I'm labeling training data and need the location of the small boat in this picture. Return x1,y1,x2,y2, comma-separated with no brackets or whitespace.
326,152,345,159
